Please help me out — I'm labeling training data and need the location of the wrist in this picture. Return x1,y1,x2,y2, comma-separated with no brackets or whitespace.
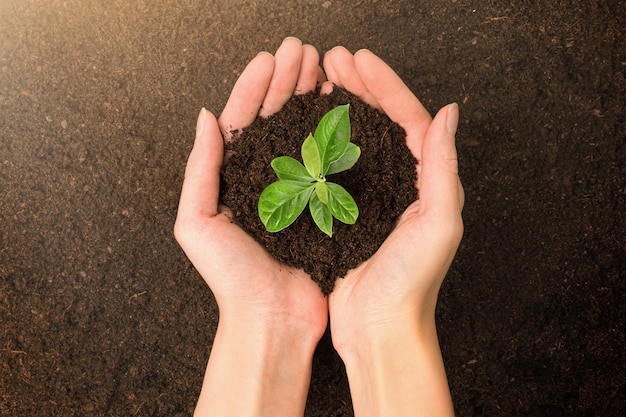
332,298,437,361
219,300,327,350
337,318,454,417
194,317,321,417
218,313,323,363
337,315,437,370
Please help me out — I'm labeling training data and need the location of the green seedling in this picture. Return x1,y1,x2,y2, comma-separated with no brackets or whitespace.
258,104,360,237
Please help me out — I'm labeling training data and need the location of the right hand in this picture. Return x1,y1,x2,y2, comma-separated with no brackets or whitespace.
323,47,464,355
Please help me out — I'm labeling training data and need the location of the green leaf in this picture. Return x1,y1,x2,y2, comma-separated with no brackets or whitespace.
257,104,360,236
309,192,333,237
258,181,315,232
326,143,361,175
326,182,359,225
315,181,329,204
314,104,350,175
301,133,322,180
271,156,314,183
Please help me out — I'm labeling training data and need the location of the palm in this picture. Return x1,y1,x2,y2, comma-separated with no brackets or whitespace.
189,211,324,320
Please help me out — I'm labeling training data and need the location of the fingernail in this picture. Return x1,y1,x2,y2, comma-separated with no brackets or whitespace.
196,107,206,137
324,45,345,57
446,103,459,135
282,36,302,45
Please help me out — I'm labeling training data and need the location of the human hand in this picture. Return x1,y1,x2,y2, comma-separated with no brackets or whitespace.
175,37,328,329
324,47,464,417
174,38,328,417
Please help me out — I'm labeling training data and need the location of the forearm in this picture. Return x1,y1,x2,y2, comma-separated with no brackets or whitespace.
194,318,318,417
339,319,455,417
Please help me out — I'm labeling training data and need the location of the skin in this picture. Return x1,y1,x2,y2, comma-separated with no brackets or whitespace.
324,46,464,417
174,37,464,417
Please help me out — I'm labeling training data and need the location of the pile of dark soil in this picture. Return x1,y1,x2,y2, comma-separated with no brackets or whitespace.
221,88,417,295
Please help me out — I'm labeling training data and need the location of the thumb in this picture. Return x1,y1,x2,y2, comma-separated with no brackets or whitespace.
419,103,464,222
176,108,224,233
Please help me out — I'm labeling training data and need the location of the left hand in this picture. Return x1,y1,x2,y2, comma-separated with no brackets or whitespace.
174,37,328,353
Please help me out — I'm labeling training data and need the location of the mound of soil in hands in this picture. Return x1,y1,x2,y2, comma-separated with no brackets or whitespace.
221,88,417,294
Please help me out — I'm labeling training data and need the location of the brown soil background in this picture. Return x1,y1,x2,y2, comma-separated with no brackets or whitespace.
1,1,624,416
222,89,417,295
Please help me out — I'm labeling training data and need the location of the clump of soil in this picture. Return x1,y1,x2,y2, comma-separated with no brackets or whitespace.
221,88,417,294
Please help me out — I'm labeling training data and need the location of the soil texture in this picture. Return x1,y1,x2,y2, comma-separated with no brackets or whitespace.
1,1,624,416
221,89,417,295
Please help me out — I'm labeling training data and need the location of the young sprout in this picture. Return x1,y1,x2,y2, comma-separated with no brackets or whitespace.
258,104,360,237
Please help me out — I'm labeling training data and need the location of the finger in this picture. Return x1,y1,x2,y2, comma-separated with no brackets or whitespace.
324,46,378,107
177,108,223,226
217,204,235,223
320,80,334,95
353,49,432,147
322,50,340,87
316,66,327,88
419,103,464,221
259,37,303,117
219,52,275,138
295,44,321,95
